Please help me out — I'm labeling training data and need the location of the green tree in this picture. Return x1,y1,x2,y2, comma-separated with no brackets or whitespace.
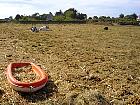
88,17,92,19
31,13,40,20
93,16,98,20
64,10,75,19
55,10,63,16
106,16,111,21
39,14,48,20
53,15,65,21
9,16,13,20
99,16,106,22
32,13,39,18
64,8,77,19
125,13,138,20
15,14,22,21
119,13,124,18
76,13,87,20
65,11,74,18
131,13,138,20
63,8,87,20
54,10,65,21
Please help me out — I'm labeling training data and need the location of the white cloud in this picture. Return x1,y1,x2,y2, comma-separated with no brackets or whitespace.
0,3,35,18
0,0,140,18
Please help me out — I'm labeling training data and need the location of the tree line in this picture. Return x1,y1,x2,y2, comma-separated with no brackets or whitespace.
118,13,139,25
88,13,138,21
3,8,139,25
87,13,139,25
14,8,87,21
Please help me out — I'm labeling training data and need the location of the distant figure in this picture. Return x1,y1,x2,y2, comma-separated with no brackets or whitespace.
31,26,39,32
39,26,49,31
104,27,108,30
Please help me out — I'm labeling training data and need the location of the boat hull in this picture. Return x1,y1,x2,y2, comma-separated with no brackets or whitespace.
6,62,48,92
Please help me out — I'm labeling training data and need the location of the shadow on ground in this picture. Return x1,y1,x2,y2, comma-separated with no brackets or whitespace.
18,79,58,103
0,89,5,99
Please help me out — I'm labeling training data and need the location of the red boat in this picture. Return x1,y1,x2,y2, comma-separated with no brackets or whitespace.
6,62,48,92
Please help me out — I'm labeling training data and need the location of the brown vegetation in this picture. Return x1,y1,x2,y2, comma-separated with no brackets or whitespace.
0,23,139,104
12,64,40,83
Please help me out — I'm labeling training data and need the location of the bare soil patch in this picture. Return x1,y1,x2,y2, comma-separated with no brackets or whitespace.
0,23,139,104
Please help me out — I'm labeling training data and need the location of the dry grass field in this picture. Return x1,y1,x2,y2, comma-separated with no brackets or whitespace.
0,23,139,105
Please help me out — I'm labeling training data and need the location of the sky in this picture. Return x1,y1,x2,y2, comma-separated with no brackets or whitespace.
0,0,140,19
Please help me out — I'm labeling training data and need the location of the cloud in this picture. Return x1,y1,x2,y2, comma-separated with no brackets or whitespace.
0,0,33,5
0,1,35,18
0,0,140,18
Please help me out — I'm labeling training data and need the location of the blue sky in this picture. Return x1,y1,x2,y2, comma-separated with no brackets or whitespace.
0,0,140,18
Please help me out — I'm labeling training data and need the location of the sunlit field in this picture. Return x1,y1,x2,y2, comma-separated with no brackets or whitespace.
0,23,140,104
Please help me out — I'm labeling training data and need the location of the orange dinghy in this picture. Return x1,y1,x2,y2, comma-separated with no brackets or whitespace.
6,62,48,92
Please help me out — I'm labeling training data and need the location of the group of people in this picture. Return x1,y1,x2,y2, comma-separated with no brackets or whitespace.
31,26,49,32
